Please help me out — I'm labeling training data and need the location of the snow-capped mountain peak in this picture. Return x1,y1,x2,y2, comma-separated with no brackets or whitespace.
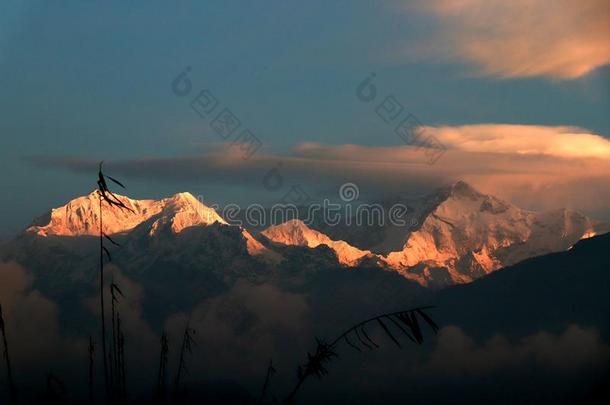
19,182,607,289
262,181,604,287
261,219,371,266
381,182,600,286
149,192,227,235
26,191,225,237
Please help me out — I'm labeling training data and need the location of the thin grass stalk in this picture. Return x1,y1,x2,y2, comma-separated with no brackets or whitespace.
88,336,95,404
173,329,187,398
46,372,66,402
0,303,17,403
117,314,126,401
111,284,127,402
173,322,195,400
108,352,114,402
111,288,116,393
98,195,110,403
96,162,132,403
328,306,435,347
283,306,437,403
115,314,121,401
110,282,119,400
257,359,276,404
156,332,169,404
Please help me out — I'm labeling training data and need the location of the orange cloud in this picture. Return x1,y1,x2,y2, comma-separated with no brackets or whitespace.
292,126,610,216
424,124,610,158
411,0,610,79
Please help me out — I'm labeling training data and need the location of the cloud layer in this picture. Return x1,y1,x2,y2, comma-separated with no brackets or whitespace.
428,124,610,158
411,0,610,79
426,324,610,376
0,262,60,365
26,124,610,219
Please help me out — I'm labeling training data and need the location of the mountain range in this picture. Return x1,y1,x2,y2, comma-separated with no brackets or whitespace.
1,181,609,402
13,181,607,289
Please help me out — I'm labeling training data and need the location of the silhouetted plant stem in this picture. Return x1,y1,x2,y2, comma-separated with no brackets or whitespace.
108,352,114,402
0,303,17,403
283,306,438,404
156,332,169,404
88,336,95,405
99,195,110,402
173,322,196,400
110,282,123,401
96,161,132,403
117,314,126,401
258,359,276,404
46,372,66,402
110,288,116,396
284,378,305,405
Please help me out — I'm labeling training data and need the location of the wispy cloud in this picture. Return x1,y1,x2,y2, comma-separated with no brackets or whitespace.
425,124,610,158
410,0,610,79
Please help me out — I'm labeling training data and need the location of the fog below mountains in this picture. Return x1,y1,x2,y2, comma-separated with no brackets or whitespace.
1,232,609,404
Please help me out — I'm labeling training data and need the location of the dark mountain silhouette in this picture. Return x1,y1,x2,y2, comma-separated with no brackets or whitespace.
435,231,610,339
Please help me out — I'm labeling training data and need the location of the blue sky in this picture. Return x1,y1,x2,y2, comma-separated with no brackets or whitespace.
1,1,609,236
